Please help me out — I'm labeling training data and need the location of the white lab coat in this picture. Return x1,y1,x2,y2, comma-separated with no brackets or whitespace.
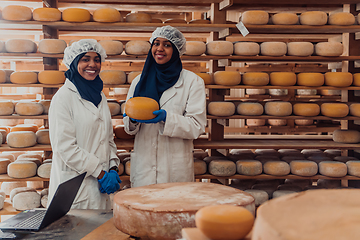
124,69,207,188
48,79,120,209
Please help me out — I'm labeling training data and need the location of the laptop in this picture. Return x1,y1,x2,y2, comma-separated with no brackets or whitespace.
0,172,86,232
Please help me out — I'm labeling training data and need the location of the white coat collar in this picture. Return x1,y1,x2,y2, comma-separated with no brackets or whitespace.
159,70,184,107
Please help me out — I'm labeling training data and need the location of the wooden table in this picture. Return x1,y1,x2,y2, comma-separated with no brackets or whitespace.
181,228,252,240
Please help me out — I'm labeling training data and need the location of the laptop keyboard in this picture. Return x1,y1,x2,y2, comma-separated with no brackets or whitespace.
13,211,46,228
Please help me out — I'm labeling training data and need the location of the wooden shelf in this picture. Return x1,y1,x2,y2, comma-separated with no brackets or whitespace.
206,84,360,90
207,115,360,121
195,173,360,180
0,83,130,88
0,144,52,151
0,174,48,182
0,114,48,119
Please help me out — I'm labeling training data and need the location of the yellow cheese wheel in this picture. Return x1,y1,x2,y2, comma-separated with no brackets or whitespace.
0,100,14,116
328,12,355,25
93,7,122,23
271,12,298,25
324,72,352,87
125,12,152,23
127,71,141,84
346,161,360,177
36,129,50,144
233,42,260,56
194,159,207,175
206,41,233,56
263,161,290,176
195,73,213,85
100,70,126,85
114,125,134,139
242,72,269,85
108,102,121,116
265,101,292,116
269,72,296,86
164,18,187,24
350,103,360,117
15,101,44,116
319,161,347,177
246,119,266,126
213,71,241,86
236,160,262,176
207,102,236,117
315,42,343,56
7,131,37,148
195,205,254,240
189,19,210,24
38,70,65,84
297,72,324,86
241,10,269,25
62,8,91,22
290,160,318,176
293,103,320,116
260,42,287,56
125,41,151,55
39,100,51,114
300,11,328,25
38,39,67,54
321,103,349,117
5,39,37,53
353,73,360,86
237,102,263,115
333,129,360,143
11,124,38,133
287,42,314,56
7,161,37,178
99,40,123,55
32,8,61,22
2,5,32,21
124,97,159,120
10,71,38,84
184,41,206,56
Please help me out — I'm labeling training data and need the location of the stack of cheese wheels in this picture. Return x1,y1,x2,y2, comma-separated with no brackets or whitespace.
164,19,187,24
127,71,141,84
350,103,360,117
242,72,269,85
93,7,122,22
15,101,44,116
2,5,32,21
125,12,152,22
293,103,320,116
208,101,236,117
2,70,14,83
269,72,296,86
236,160,262,176
265,101,292,116
213,71,241,85
184,41,206,56
319,161,347,177
113,182,255,240
241,10,269,24
10,71,38,84
5,39,37,53
290,160,318,176
271,12,298,25
62,8,91,22
38,39,67,54
36,129,50,144
0,100,15,116
299,11,328,25
125,41,151,55
206,41,233,56
324,72,353,87
237,102,263,115
333,129,360,143
320,103,348,117
7,131,37,148
38,71,65,84
99,40,123,55
209,159,236,177
124,97,159,120
260,42,287,56
195,73,213,85
353,73,360,86
108,101,121,116
287,42,314,56
33,8,61,21
114,125,134,139
233,42,260,56
315,42,343,56
100,70,126,85
328,12,355,25
297,72,324,86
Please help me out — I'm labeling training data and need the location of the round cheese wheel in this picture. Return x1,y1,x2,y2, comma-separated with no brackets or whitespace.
315,42,343,56
5,39,37,53
246,119,266,126
39,100,51,114
333,129,360,143
108,102,121,116
287,42,314,56
100,70,126,85
209,159,236,177
207,102,236,117
237,102,263,115
246,89,266,95
114,125,134,139
353,73,360,86
7,131,37,148
10,187,36,202
255,148,279,156
37,162,51,178
194,159,207,175
233,42,260,56
125,12,152,23
124,160,131,175
2,5,32,21
244,189,268,207
10,71,38,84
271,12,298,25
193,149,209,160
38,70,65,84
62,8,91,22
267,119,287,126
36,129,50,144
241,10,269,25
4,151,26,160
99,40,123,55
260,42,287,56
13,191,41,210
328,12,355,25
8,161,37,178
184,41,206,56
0,100,14,116
93,7,122,23
0,158,11,174
346,161,360,177
195,73,213,85
350,103,360,117
213,71,241,85
151,18,163,23
1,182,26,196
242,72,269,85
124,97,159,120
236,160,262,176
297,72,324,86
264,101,292,116
290,160,318,176
33,8,61,22
164,18,187,24
269,72,296,86
263,161,290,176
38,39,67,54
127,71,141,84
319,161,347,177
15,101,44,116
0,70,5,83
125,40,151,55
195,205,254,240
27,181,43,190
293,103,320,116
113,182,255,240
320,103,349,117
189,19,210,24
206,41,233,56
324,72,352,87
300,11,328,25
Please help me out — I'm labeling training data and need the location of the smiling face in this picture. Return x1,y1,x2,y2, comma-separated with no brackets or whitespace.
151,37,173,64
77,52,101,80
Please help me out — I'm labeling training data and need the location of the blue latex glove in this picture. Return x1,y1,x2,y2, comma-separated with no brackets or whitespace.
136,109,167,124
123,112,137,123
98,170,122,194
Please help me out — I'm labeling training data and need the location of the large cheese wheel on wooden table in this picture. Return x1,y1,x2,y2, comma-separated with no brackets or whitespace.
113,182,255,240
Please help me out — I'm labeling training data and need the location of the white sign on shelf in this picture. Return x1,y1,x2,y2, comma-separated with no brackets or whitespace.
236,21,249,37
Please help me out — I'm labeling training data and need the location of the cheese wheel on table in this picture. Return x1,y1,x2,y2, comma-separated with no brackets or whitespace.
194,159,207,175
269,72,296,86
124,97,159,120
5,39,37,53
7,131,37,148
38,39,66,54
260,42,287,56
264,101,292,116
184,41,206,56
333,129,360,143
324,72,352,87
33,8,61,22
125,41,151,55
213,71,241,85
2,5,32,21
195,73,213,85
315,42,343,56
321,103,348,117
241,10,269,25
38,70,65,84
36,129,50,144
93,7,122,22
293,103,320,116
62,8,91,22
206,41,233,56
319,161,347,177
99,40,123,55
125,12,152,23
297,72,324,86
300,11,328,25
236,160,262,176
0,100,14,116
237,102,263,115
263,161,290,176
328,12,355,25
233,42,260,56
242,72,269,85
7,161,37,178
287,42,314,56
271,12,298,25
100,70,126,85
113,182,255,240
208,101,235,117
10,71,38,84
290,160,318,176
15,101,44,116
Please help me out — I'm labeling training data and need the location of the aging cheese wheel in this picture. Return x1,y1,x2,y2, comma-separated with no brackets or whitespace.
38,39,67,54
241,10,269,25
93,7,122,22
13,191,41,211
233,42,260,56
114,125,134,139
320,103,348,117
317,179,341,188
124,97,159,120
5,39,37,53
1,182,26,195
207,102,236,117
125,41,151,55
297,72,324,86
108,102,121,116
328,12,355,25
209,159,236,177
271,12,298,25
290,160,318,176
237,102,263,115
37,162,51,178
242,72,269,85
333,129,360,143
38,70,65,84
7,131,37,148
0,70,5,83
260,42,287,56
350,103,360,117
315,42,343,56
300,11,328,25
151,18,163,23
2,5,32,21
293,103,320,116
236,160,262,176
287,42,314,56
163,18,187,24
229,149,255,160
125,12,152,23
206,41,233,56
264,101,292,116
353,73,360,86
36,129,50,144
127,71,141,84
324,72,352,87
269,72,296,86
113,182,255,240
15,101,44,116
213,71,241,85
184,41,206,56
263,161,290,176
10,71,38,84
195,73,213,85
0,100,14,116
346,161,360,177
33,8,61,22
246,119,266,126
319,161,347,177
0,153,14,162
244,190,268,207
99,40,123,55
7,161,37,178
10,187,36,202
194,159,207,175
100,70,126,85
62,8,91,22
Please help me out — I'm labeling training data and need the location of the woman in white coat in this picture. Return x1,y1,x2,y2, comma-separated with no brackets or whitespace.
48,39,121,209
123,26,207,188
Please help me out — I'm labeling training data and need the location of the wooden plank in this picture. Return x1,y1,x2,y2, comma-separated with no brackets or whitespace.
230,0,357,4
0,144,52,151
206,84,360,90
182,228,251,240
225,126,339,133
0,174,48,182
0,201,21,216
81,218,134,240
195,174,360,180
207,115,360,121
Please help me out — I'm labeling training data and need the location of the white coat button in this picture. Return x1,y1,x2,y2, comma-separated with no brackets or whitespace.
100,140,104,144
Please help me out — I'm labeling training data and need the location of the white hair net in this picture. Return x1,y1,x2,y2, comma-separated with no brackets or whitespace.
62,39,107,69
149,25,186,56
